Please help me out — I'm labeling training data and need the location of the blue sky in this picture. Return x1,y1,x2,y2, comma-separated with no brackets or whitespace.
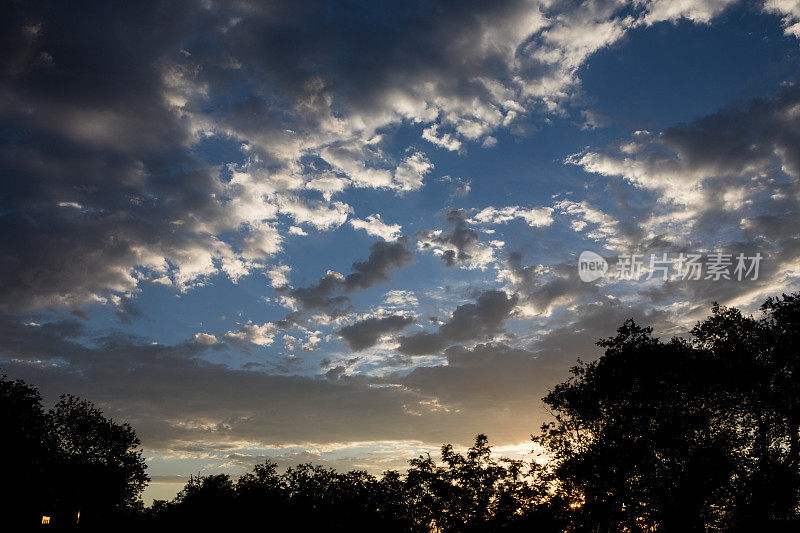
3,0,800,503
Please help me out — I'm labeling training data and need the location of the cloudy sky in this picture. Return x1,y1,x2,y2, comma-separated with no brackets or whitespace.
3,0,800,503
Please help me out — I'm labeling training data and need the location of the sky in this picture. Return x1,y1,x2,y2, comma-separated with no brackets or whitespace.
3,0,800,504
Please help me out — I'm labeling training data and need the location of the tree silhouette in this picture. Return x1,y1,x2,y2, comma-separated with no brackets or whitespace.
536,294,800,532
1,375,52,529
403,434,550,531
0,377,148,528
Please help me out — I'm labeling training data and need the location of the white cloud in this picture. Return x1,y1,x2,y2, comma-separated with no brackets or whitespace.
642,0,739,25
382,290,419,308
350,214,402,241
283,330,324,352
193,332,220,345
764,0,800,37
224,322,279,346
469,205,554,228
305,174,349,201
422,124,462,151
393,151,433,191
554,199,625,250
277,196,352,230
266,264,291,288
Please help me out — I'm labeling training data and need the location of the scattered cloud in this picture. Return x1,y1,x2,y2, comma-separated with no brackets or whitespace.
417,210,495,269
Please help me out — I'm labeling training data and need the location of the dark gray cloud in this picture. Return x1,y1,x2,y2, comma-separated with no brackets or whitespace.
168,0,730,166
277,237,414,322
178,0,548,146
0,294,717,456
70,310,89,321
397,290,518,355
399,301,679,404
416,210,485,268
663,86,800,249
0,313,426,448
438,290,518,341
115,298,146,325
573,85,800,237
0,1,233,313
338,315,415,351
0,310,529,449
399,343,557,416
503,251,602,315
343,237,415,292
395,331,450,357
660,86,800,181
279,273,352,318
391,299,680,437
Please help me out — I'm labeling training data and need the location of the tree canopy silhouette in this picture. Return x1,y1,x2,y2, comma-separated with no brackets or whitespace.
147,434,556,531
536,294,800,532
0,377,148,529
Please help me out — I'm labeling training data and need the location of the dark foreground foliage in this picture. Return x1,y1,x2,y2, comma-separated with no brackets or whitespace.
0,378,148,530
536,293,800,532
5,293,800,531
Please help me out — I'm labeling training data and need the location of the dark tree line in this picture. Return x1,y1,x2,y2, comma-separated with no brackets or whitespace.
145,435,560,531
5,293,800,530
